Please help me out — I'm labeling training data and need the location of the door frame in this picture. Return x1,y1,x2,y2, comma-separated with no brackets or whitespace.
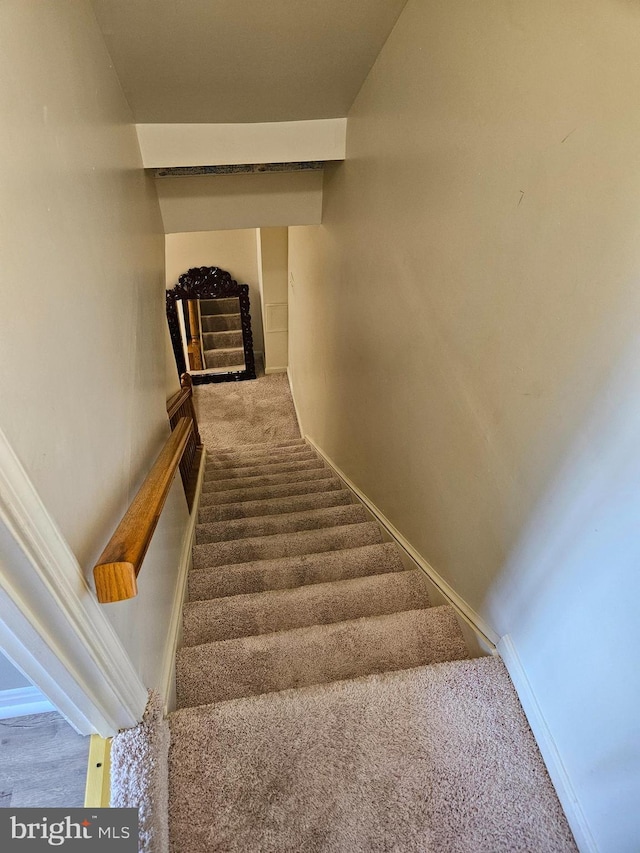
0,426,147,736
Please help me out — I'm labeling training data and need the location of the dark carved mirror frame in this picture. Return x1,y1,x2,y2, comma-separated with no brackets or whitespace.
166,266,257,384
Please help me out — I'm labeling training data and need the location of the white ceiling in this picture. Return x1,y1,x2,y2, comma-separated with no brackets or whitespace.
91,0,408,123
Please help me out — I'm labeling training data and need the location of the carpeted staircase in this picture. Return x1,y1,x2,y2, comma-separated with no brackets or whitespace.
200,297,246,371
166,438,577,851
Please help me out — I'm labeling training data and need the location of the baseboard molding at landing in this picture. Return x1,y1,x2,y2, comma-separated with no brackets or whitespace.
0,685,55,719
286,368,304,438
264,366,288,375
498,636,597,853
304,437,499,653
159,451,206,715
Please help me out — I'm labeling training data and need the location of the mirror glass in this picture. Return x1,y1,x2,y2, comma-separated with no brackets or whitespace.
176,296,246,376
166,265,256,384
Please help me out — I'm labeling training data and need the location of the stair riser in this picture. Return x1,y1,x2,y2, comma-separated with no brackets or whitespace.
204,458,325,482
192,522,382,569
200,298,240,315
188,543,406,601
203,331,244,349
204,349,245,369
201,314,241,332
182,571,430,645
202,467,335,493
207,439,306,455
199,477,343,507
206,447,316,470
176,606,467,707
195,505,368,545
198,490,353,523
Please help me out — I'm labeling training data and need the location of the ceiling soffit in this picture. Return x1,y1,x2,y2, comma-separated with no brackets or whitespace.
91,0,408,123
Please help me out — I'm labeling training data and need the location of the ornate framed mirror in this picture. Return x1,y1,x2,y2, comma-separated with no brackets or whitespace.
166,266,257,384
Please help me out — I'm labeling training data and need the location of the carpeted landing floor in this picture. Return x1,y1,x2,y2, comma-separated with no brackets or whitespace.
112,373,577,852
193,365,301,449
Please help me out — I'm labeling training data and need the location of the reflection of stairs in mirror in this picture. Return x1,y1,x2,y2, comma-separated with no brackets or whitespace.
200,298,246,372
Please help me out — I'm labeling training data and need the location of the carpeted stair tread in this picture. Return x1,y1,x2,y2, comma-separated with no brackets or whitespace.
182,570,431,645
203,457,325,481
207,438,306,454
176,605,467,707
168,656,577,853
192,522,383,569
203,348,245,369
188,542,406,600
206,446,317,470
198,489,353,523
200,313,241,332
202,466,336,493
195,504,368,545
203,330,243,349
199,476,343,507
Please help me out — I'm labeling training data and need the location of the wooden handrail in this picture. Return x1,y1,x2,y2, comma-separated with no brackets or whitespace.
93,417,193,604
166,386,189,420
167,373,203,510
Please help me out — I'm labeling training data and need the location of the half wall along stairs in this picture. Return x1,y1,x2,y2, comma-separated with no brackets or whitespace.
166,438,577,851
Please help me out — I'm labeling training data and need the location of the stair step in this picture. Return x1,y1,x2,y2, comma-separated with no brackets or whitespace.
192,522,383,570
182,570,431,645
204,348,245,369
176,605,467,707
199,476,342,507
200,297,239,315
198,489,353,523
168,658,576,853
188,542,406,600
207,439,306,455
201,466,335,494
204,457,325,482
203,330,243,349
200,313,241,332
195,504,369,545
206,447,317,471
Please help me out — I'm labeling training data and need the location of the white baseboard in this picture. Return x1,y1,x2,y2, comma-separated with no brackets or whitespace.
264,366,288,375
286,368,304,437
159,451,206,715
0,686,55,719
498,635,597,853
304,436,500,651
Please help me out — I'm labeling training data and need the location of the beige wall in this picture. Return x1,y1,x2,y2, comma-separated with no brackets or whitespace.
0,1,189,694
157,171,323,234
257,228,289,373
165,229,265,355
288,0,640,848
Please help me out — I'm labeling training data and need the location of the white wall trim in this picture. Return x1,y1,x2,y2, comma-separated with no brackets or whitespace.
286,367,304,438
0,685,55,719
304,435,500,650
137,119,347,168
159,450,206,714
498,635,598,853
0,426,148,736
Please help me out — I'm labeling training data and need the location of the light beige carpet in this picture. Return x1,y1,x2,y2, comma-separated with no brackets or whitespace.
110,693,169,853
111,377,577,852
169,657,577,853
193,367,300,449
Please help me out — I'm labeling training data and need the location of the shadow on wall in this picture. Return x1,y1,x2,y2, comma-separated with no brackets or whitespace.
486,336,640,852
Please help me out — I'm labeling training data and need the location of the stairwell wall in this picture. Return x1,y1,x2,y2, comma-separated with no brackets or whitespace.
0,1,189,701
287,0,640,849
